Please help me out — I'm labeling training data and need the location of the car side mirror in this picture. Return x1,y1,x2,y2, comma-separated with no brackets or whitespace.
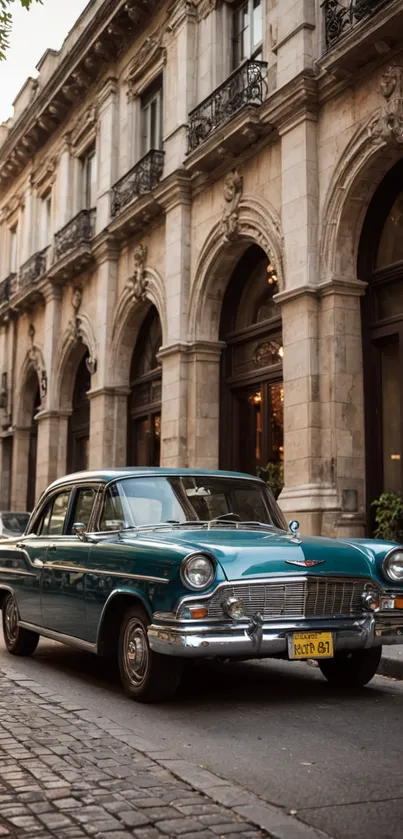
289,520,300,535
73,522,88,542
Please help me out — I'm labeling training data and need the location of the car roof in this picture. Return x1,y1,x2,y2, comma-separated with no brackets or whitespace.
46,467,262,492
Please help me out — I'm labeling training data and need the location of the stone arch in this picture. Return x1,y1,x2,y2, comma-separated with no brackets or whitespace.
188,195,284,342
55,314,97,411
15,355,42,428
109,268,166,387
320,114,403,284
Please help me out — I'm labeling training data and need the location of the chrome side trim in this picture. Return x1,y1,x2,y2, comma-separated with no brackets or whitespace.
44,563,168,584
18,621,97,653
0,567,36,578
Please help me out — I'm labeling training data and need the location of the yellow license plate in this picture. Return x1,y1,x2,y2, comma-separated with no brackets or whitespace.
288,632,334,660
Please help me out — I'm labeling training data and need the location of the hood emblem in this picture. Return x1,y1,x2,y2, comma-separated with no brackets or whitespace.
285,559,326,568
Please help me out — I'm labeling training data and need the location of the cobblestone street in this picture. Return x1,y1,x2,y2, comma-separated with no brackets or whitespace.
0,669,267,839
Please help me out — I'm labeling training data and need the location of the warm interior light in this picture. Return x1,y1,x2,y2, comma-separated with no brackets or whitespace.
278,346,284,359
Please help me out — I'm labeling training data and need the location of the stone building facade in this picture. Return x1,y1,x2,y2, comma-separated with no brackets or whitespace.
0,0,403,537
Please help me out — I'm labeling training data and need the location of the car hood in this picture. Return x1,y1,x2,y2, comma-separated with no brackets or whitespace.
133,528,378,581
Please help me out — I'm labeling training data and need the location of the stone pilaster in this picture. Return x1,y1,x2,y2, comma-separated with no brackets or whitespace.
55,134,73,229
158,343,189,467
10,426,31,510
87,387,129,469
0,434,12,509
35,409,71,498
187,340,224,470
275,0,316,88
96,78,118,233
318,278,368,538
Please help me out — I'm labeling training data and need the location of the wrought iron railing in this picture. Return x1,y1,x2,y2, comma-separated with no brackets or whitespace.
0,274,14,305
111,150,165,217
322,0,389,49
187,60,268,153
54,208,96,262
19,249,47,289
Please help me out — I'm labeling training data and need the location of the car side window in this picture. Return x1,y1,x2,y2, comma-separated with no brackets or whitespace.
43,491,71,536
99,486,126,531
70,488,96,533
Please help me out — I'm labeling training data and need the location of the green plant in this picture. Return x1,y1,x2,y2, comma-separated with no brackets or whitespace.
1,0,41,61
258,462,284,500
372,492,403,542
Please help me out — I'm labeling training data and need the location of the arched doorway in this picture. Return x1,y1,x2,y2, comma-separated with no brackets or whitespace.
360,159,403,518
26,379,40,511
127,305,162,466
219,244,283,476
67,350,91,473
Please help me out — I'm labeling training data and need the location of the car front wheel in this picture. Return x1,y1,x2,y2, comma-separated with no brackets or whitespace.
2,593,39,656
319,646,382,688
118,604,184,702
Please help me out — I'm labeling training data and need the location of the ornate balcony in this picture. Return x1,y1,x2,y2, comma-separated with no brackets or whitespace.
0,274,14,306
322,0,387,48
186,60,268,172
50,209,96,283
319,0,402,75
54,208,96,262
111,150,165,218
19,249,47,289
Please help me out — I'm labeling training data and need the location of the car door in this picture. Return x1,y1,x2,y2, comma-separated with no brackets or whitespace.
0,495,61,627
40,485,97,638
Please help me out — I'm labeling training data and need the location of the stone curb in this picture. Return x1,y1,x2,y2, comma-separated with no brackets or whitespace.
378,652,403,681
1,665,333,839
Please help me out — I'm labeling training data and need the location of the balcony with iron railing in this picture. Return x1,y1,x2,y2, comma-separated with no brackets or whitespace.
320,0,402,74
111,149,165,219
51,208,96,281
186,60,268,171
0,274,14,307
19,249,47,290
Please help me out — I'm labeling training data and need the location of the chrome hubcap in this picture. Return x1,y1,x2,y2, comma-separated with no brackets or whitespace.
123,618,149,687
4,597,18,644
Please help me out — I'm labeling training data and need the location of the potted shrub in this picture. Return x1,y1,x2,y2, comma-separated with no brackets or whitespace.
372,492,403,543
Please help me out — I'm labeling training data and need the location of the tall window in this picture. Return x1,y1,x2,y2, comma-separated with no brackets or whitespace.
232,0,263,68
40,193,52,249
141,79,163,157
81,147,97,210
9,226,18,273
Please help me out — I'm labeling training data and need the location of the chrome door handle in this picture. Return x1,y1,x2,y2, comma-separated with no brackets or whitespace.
48,545,57,552
16,542,25,549
33,558,43,568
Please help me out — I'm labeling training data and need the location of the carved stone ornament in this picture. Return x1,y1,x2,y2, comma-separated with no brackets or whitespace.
85,356,97,375
32,155,58,190
27,324,47,404
220,169,243,242
368,66,403,147
126,34,166,95
130,244,148,301
197,0,217,22
68,286,83,343
71,106,98,149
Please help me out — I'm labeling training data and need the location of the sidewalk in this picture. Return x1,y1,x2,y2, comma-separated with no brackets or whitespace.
0,666,328,839
379,646,403,680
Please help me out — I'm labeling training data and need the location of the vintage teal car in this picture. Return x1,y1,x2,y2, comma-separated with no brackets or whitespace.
1,467,403,701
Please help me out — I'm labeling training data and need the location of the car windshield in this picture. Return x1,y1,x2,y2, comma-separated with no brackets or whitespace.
1,513,30,536
112,476,287,531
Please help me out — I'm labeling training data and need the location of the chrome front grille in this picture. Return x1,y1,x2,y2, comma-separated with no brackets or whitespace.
206,578,365,620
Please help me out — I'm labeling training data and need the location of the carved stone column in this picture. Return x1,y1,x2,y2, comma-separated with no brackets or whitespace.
96,77,118,233
11,426,31,510
87,386,130,470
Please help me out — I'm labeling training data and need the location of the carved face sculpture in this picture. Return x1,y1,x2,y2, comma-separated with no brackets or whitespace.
72,287,82,312
380,68,398,100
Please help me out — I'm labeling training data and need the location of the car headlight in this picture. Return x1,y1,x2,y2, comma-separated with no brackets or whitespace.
382,550,403,582
180,553,215,590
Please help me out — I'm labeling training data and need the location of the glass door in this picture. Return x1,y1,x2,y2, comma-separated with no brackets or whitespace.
233,380,284,476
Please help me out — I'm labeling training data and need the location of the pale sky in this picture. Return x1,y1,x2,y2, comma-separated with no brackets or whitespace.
0,0,90,124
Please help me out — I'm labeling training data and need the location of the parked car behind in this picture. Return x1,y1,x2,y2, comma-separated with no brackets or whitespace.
0,468,403,703
0,512,30,539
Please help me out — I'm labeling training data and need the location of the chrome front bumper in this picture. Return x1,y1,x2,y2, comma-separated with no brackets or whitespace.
148,615,403,659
